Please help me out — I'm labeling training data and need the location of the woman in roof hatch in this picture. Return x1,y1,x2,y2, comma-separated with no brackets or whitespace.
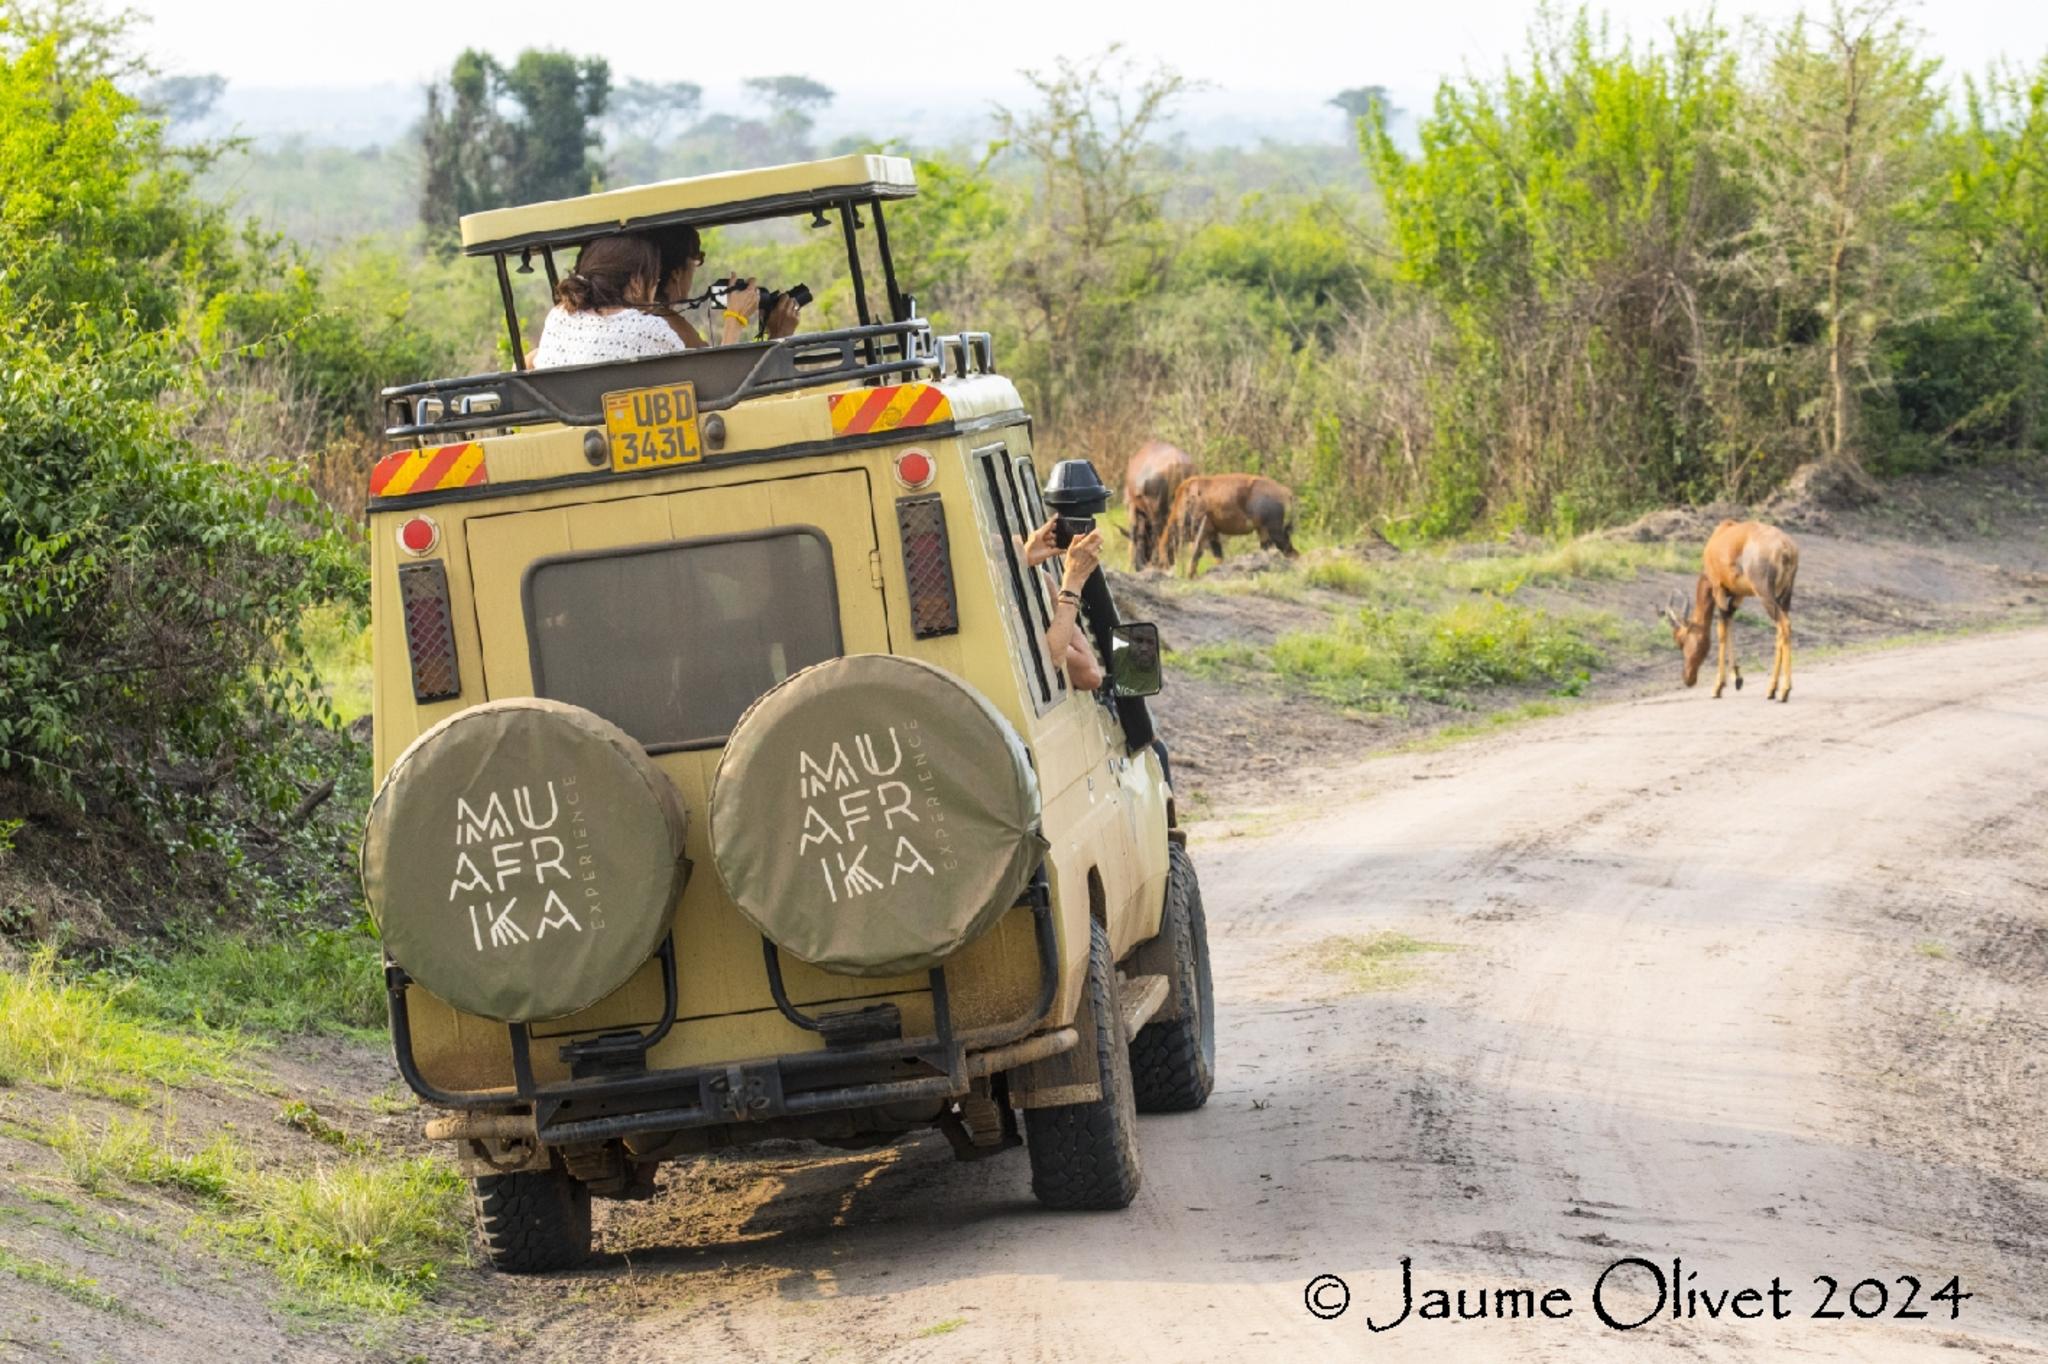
528,231,798,368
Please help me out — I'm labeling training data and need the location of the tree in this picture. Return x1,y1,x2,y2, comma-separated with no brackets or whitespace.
418,48,611,237
1728,1,1939,468
992,46,1191,432
0,29,361,830
744,74,833,119
1329,85,1401,142
607,77,701,144
742,74,834,159
1949,58,2048,323
139,71,223,127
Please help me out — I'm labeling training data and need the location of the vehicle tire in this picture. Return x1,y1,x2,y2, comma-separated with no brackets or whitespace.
1024,920,1143,1210
473,1165,592,1274
1129,841,1216,1113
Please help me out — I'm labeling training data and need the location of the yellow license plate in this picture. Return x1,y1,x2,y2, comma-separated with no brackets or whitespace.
603,382,701,472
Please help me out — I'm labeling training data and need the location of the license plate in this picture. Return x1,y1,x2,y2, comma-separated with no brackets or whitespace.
603,382,701,473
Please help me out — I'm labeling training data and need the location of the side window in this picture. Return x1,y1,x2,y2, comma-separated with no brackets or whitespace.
974,444,1058,711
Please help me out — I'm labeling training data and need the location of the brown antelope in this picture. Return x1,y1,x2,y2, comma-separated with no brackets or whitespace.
1122,440,1195,570
1161,473,1299,575
1662,520,1800,702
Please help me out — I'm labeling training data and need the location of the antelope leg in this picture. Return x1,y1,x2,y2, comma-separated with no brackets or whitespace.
1778,618,1793,703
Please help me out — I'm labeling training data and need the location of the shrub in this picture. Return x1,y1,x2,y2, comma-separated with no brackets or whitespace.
0,318,363,830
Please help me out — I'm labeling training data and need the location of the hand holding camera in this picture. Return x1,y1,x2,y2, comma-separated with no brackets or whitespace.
713,277,810,339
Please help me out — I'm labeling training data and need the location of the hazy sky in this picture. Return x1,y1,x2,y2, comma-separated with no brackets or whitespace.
129,0,2048,95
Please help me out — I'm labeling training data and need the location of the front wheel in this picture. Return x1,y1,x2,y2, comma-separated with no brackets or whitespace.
1129,841,1216,1112
1024,920,1144,1210
473,1163,592,1274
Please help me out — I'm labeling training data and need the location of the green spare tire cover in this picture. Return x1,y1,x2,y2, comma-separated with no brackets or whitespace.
710,654,1047,978
362,698,688,1023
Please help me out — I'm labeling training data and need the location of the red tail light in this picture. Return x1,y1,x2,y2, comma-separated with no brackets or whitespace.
397,562,462,702
895,448,935,489
895,495,959,639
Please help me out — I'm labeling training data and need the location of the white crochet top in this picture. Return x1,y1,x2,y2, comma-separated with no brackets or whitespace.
529,306,685,368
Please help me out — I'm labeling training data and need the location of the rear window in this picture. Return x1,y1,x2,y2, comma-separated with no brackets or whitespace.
523,529,841,750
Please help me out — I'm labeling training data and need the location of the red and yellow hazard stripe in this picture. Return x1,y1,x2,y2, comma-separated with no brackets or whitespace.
369,442,488,498
829,383,952,437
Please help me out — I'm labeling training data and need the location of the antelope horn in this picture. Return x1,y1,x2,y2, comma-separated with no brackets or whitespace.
1660,592,1686,629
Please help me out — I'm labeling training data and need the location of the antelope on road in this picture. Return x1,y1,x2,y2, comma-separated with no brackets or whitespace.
1662,519,1800,702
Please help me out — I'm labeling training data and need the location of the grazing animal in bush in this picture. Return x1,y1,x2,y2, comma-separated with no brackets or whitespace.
1122,440,1194,570
1660,520,1800,701
1162,474,1299,576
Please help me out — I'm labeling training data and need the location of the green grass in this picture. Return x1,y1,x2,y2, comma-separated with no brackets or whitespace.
1404,699,1574,751
0,952,238,1103
278,1099,370,1154
300,602,372,726
1438,538,1692,595
1176,599,1611,711
47,1113,240,1200
1173,535,1690,604
0,1244,133,1315
28,1109,466,1317
225,1156,469,1316
1313,933,1459,992
108,927,385,1041
918,1317,969,1338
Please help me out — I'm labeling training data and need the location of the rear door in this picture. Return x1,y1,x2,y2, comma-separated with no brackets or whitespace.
462,469,900,1026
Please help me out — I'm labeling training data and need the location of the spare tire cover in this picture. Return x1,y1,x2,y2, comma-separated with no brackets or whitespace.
362,698,688,1023
711,654,1047,978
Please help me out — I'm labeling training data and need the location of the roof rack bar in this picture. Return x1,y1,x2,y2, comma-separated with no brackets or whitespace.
381,321,940,440
494,253,526,372
872,199,906,325
838,199,876,375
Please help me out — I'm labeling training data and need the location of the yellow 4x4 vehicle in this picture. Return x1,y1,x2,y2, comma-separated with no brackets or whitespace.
361,155,1215,1271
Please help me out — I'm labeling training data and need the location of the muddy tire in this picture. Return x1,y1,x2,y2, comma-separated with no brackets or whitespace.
473,1166,591,1274
1130,842,1216,1113
1024,920,1143,1210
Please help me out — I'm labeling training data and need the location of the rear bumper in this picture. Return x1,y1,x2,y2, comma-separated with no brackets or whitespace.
389,874,1068,1148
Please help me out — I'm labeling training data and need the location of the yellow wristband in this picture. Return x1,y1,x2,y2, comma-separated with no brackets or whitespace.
723,310,750,326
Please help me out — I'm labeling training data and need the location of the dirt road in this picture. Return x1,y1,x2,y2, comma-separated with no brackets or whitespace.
502,632,2048,1361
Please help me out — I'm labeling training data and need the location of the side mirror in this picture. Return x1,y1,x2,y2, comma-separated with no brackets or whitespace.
1108,622,1164,698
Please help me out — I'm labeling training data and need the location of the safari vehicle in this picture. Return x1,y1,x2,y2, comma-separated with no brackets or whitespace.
361,154,1216,1272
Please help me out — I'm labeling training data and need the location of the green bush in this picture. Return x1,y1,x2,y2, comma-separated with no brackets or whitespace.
1185,598,1607,710
0,318,363,825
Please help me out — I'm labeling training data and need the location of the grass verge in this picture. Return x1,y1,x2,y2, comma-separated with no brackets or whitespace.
21,1107,467,1316
0,1244,134,1316
1312,933,1459,993
105,926,385,1040
1175,599,1614,711
1178,536,1690,603
0,952,237,1103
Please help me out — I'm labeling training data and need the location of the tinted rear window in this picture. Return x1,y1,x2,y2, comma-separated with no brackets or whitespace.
524,529,841,750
